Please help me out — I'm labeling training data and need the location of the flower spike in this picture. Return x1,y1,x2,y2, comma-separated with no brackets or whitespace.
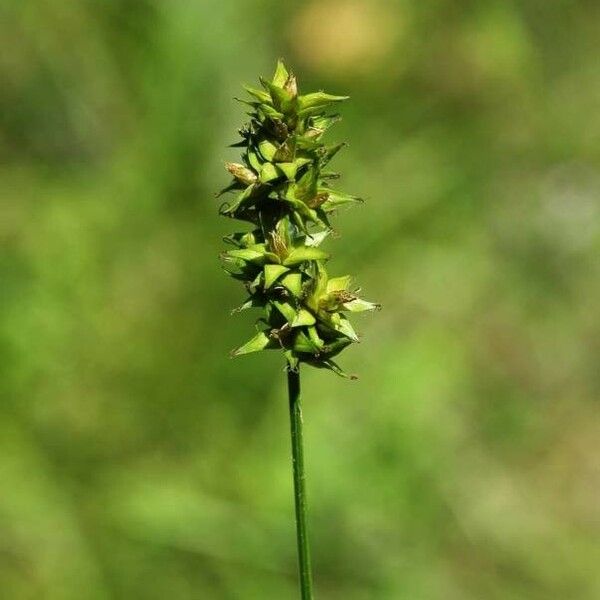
219,61,378,377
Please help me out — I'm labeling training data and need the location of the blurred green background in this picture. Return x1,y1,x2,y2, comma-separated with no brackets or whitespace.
1,1,599,598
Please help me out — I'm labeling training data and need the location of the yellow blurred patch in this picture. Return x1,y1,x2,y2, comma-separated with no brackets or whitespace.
288,0,403,78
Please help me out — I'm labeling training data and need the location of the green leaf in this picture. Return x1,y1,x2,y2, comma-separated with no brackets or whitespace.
264,264,290,289
283,247,329,266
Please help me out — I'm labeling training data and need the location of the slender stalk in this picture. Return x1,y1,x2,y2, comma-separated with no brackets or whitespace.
287,366,314,599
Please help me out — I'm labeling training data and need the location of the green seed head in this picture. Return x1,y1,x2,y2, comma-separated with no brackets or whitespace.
219,60,379,378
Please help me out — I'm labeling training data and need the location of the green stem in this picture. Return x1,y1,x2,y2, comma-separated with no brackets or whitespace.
287,366,314,599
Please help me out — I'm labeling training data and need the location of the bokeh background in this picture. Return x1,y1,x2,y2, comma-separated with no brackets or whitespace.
1,1,599,598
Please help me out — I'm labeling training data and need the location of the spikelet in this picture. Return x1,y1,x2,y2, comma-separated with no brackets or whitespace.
219,60,379,377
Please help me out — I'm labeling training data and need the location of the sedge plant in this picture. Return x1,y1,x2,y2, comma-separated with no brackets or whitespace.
218,60,378,598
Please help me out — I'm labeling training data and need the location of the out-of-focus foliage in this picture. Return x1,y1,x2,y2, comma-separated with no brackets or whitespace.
1,1,598,598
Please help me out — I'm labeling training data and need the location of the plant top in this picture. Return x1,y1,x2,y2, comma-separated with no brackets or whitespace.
219,60,378,378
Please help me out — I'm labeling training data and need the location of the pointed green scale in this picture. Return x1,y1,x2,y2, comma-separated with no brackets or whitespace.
257,103,284,120
264,264,290,289
246,149,262,171
319,142,346,166
305,230,330,247
231,296,265,313
225,248,266,263
280,272,302,297
283,247,329,266
294,168,318,202
278,162,298,180
258,138,278,161
248,270,264,293
293,329,321,354
273,138,296,162
307,326,325,349
294,157,312,170
291,308,316,328
219,182,256,215
321,337,352,358
272,59,289,87
216,180,243,198
342,298,381,312
244,85,271,104
273,300,297,323
298,92,349,111
326,275,352,293
260,78,296,114
311,113,342,132
306,358,356,379
284,349,299,370
335,315,359,342
259,162,280,183
232,330,275,356
282,195,323,227
295,136,321,151
276,216,293,247
223,229,260,248
307,262,329,308
321,189,363,210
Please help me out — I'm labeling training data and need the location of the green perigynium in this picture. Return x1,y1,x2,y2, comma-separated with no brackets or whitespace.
219,60,379,378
